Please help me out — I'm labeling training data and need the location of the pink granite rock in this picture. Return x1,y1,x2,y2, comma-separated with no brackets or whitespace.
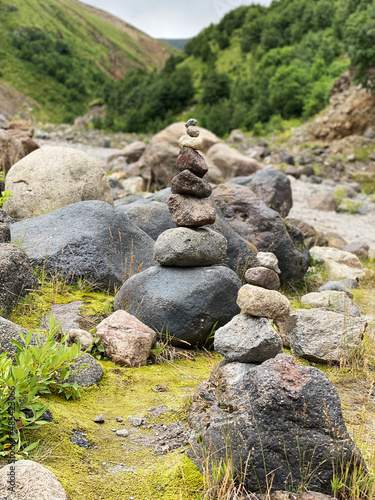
96,310,156,367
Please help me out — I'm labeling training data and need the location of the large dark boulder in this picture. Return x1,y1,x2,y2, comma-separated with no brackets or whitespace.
212,183,310,284
229,166,293,218
188,354,364,494
10,201,155,291
0,243,38,315
117,201,175,240
114,264,242,347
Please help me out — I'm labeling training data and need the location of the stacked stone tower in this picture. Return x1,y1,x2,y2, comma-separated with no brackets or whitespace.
114,119,243,348
214,252,291,365
154,119,228,267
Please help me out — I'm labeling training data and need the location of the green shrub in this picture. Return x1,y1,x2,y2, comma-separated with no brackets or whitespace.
0,316,83,458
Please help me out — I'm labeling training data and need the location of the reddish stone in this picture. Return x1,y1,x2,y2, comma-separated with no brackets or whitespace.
167,194,216,227
96,310,156,367
177,146,208,178
245,266,280,290
171,170,212,198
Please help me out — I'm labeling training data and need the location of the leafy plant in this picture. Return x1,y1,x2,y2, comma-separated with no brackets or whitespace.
0,173,12,208
0,316,83,458
90,330,106,361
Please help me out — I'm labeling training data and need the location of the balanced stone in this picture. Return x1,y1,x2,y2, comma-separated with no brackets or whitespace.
177,147,208,178
185,118,198,127
171,170,212,198
154,227,227,266
256,251,281,273
214,313,283,363
178,135,203,150
245,266,280,290
167,194,216,227
186,126,199,137
237,284,291,322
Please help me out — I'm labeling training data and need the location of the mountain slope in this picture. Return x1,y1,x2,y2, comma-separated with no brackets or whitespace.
0,0,174,122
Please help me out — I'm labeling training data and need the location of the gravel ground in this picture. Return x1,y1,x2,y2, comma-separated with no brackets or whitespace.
288,176,375,257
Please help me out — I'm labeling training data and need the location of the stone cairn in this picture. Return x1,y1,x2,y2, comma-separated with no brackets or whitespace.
154,119,228,267
214,251,291,366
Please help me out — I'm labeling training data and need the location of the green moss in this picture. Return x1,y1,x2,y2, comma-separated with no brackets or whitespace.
9,278,114,330
7,353,220,499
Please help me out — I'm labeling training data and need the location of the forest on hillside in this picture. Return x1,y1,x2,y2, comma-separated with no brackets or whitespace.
96,0,375,136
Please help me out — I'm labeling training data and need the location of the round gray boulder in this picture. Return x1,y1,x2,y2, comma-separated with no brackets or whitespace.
4,146,113,220
154,227,227,266
114,264,242,347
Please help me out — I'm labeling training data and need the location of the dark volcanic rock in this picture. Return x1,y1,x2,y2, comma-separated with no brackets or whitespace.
10,201,155,291
230,166,293,218
117,201,175,240
188,353,364,494
212,184,310,284
114,264,242,347
177,146,208,178
171,170,212,198
0,243,38,315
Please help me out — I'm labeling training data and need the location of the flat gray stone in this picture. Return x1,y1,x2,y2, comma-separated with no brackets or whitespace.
154,227,227,266
214,313,283,363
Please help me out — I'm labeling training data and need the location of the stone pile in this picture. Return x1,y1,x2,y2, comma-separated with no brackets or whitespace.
188,252,365,495
214,252,289,364
114,119,242,347
154,118,227,267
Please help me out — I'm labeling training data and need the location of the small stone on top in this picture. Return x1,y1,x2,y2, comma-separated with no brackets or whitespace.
185,118,197,128
187,126,199,137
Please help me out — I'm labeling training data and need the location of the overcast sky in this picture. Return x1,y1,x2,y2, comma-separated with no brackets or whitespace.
83,0,272,39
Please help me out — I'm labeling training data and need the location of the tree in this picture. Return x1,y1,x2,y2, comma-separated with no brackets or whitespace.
201,72,231,105
269,65,310,117
344,3,375,92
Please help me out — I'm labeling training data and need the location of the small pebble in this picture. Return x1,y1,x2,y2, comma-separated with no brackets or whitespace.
186,125,199,137
116,416,123,422
116,429,129,437
185,118,197,128
93,414,105,424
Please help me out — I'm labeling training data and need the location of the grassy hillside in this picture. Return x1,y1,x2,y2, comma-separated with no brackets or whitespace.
98,0,375,136
0,0,174,122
